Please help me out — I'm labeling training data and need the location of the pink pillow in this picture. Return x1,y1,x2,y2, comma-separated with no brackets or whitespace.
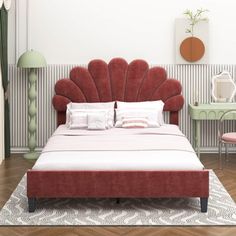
121,117,148,128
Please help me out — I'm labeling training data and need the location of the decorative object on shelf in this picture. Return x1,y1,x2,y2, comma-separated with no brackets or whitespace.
175,8,209,64
17,50,47,159
211,71,236,103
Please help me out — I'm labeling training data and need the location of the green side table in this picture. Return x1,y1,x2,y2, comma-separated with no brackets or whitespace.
188,103,236,158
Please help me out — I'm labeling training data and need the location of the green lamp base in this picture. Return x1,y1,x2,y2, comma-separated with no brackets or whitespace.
24,152,40,160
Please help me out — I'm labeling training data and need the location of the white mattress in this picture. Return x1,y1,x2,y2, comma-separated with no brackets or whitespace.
33,125,204,171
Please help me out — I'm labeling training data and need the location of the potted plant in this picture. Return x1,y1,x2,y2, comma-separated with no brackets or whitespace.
180,8,208,62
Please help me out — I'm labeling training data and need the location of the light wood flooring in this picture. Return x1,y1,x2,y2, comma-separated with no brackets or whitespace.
0,153,236,236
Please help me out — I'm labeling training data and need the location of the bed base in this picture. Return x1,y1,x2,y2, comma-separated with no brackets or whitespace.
27,170,209,213
28,197,208,213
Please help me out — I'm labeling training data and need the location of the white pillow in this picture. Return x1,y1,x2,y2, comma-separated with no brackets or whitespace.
115,109,160,128
69,112,87,129
122,117,148,128
66,102,115,128
68,109,113,129
87,112,107,130
68,102,115,110
117,100,164,109
116,100,164,125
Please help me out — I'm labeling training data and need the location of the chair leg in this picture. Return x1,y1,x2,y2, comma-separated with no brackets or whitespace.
219,141,223,170
225,143,229,162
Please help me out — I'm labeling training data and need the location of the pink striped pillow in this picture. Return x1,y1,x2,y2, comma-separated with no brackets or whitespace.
121,117,148,128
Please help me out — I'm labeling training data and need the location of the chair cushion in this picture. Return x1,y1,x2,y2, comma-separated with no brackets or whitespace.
222,132,236,143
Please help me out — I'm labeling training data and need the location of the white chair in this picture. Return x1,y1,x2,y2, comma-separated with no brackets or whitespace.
218,110,236,169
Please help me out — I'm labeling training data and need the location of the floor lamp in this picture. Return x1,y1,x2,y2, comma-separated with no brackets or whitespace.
17,50,47,159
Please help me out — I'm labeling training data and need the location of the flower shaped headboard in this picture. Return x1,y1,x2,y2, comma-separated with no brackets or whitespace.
52,58,184,126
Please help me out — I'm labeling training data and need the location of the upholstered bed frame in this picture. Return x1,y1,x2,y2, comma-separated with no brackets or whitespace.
27,58,209,212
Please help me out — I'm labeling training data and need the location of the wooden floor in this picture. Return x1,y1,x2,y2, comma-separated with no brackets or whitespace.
1,154,236,235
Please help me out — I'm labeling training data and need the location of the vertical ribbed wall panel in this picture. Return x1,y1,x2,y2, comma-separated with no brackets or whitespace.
9,66,28,149
9,64,236,151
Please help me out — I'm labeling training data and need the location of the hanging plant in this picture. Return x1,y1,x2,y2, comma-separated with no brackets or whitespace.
180,8,209,62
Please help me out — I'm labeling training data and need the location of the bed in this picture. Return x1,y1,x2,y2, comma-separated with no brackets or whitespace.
27,58,209,212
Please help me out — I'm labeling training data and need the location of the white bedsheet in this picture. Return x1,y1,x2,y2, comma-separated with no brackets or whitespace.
33,125,204,171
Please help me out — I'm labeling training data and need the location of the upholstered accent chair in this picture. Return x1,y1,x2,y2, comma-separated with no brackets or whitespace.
218,110,236,169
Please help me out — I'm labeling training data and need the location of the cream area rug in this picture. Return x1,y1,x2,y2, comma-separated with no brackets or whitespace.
0,170,236,226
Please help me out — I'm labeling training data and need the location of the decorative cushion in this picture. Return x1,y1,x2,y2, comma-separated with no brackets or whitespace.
221,132,236,143
121,117,148,128
87,112,107,130
66,102,115,128
68,109,113,129
69,112,87,129
115,109,160,128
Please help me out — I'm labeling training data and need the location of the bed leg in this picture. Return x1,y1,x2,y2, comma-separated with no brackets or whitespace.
200,197,208,213
28,197,36,212
116,198,120,204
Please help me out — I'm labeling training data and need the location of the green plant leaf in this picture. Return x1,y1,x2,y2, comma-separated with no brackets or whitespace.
183,8,209,36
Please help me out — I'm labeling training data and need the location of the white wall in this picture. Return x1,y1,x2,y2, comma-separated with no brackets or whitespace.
10,0,236,64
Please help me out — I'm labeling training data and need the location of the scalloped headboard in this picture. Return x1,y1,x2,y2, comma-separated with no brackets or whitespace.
52,58,184,126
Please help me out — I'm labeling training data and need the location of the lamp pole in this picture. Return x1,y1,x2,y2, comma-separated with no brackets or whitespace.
25,68,38,159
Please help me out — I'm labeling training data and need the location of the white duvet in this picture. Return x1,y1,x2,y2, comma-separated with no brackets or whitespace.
33,125,204,171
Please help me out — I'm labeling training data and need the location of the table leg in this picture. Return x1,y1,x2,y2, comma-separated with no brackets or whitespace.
193,120,201,159
196,120,201,159
193,120,196,149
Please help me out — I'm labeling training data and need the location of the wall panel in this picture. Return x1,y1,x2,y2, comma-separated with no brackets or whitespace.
9,64,236,152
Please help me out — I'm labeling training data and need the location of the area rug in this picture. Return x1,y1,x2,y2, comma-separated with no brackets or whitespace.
0,170,236,226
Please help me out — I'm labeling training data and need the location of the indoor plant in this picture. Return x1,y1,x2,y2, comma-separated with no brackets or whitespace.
180,8,208,62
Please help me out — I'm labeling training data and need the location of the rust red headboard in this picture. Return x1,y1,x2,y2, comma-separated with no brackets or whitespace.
52,58,184,126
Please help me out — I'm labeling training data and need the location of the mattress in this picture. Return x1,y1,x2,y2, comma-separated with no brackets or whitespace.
33,124,204,171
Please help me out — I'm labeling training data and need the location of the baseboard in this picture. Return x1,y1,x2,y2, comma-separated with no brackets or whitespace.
200,147,236,153
11,148,43,153
10,147,236,154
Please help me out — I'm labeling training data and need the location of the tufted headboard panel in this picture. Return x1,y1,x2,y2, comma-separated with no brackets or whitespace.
52,58,184,126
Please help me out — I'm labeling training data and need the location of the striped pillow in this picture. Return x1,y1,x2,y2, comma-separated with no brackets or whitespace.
115,109,160,128
121,117,148,128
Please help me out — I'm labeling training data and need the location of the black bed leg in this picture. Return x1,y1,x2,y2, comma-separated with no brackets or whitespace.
200,197,208,213
28,197,36,213
116,198,120,204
